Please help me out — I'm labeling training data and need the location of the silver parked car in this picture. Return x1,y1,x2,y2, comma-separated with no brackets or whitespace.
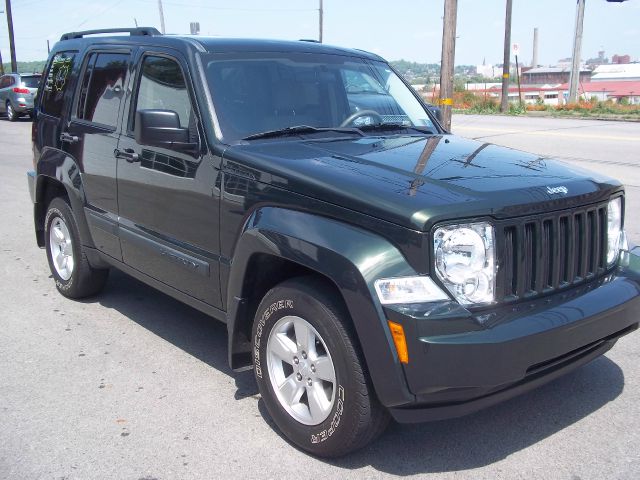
0,73,40,121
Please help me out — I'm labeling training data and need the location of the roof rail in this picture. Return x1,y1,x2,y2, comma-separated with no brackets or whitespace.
299,39,320,43
60,27,161,41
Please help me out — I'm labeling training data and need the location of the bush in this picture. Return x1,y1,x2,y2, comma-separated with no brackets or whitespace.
420,90,640,117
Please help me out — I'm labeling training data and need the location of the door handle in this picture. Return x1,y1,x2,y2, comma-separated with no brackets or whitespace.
114,148,140,163
60,132,79,144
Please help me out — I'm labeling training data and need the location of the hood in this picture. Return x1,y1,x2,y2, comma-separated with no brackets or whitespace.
223,134,621,231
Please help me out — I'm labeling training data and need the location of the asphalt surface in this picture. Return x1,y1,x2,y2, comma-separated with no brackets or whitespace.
1,115,639,480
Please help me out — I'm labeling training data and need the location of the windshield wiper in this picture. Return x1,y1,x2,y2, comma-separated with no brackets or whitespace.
358,123,435,135
242,125,364,141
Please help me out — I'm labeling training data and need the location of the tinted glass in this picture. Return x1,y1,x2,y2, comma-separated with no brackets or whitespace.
134,56,192,129
41,52,76,117
21,76,41,88
1,76,16,87
204,53,435,142
79,53,129,126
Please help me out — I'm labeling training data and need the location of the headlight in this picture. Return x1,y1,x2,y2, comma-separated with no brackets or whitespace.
607,197,623,265
434,222,495,305
374,276,449,305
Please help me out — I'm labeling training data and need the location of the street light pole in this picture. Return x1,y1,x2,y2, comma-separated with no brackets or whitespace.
318,0,323,43
157,0,166,34
568,0,586,103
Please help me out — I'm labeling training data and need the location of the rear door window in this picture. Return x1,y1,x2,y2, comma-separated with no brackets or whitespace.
76,52,130,127
41,51,76,117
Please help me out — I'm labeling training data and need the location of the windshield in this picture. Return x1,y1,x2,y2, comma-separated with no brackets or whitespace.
203,52,436,142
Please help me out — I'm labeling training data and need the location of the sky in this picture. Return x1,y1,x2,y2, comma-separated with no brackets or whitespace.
1,0,639,66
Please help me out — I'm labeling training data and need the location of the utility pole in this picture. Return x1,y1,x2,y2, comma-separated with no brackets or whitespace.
0,9,3,75
500,0,513,113
5,0,17,73
439,0,457,131
158,0,166,34
318,0,323,43
568,0,586,103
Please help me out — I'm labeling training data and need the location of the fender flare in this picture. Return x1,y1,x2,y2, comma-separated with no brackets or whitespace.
226,206,417,407
34,147,95,249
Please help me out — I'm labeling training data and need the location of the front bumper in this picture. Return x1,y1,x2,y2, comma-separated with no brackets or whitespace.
384,249,640,423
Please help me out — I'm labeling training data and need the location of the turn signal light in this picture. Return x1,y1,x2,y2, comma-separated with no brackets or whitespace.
387,320,409,364
13,87,30,94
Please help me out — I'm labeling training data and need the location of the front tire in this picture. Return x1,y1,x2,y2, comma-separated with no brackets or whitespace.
252,277,389,457
44,197,109,298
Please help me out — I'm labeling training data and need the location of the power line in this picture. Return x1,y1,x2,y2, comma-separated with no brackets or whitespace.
137,0,315,12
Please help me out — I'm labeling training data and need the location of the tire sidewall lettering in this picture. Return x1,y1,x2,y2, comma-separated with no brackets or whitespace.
310,385,345,444
254,299,294,379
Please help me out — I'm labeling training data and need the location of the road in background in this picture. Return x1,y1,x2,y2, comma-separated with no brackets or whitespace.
453,114,640,240
1,117,639,479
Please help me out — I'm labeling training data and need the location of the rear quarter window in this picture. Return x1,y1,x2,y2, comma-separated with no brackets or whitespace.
41,52,76,117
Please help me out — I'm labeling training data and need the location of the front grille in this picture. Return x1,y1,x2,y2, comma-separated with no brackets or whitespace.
498,202,609,302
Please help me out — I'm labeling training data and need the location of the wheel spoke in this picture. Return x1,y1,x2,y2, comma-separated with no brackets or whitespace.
55,252,66,270
293,318,314,354
313,356,335,383
307,383,329,423
279,375,303,406
66,256,74,273
53,226,65,243
270,333,296,363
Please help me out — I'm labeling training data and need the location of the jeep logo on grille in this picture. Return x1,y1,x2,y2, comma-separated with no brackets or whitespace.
546,185,568,195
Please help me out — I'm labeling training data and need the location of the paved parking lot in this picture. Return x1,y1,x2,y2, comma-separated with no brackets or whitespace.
1,115,639,479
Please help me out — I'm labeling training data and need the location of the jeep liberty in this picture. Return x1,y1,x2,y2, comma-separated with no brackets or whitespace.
27,28,640,457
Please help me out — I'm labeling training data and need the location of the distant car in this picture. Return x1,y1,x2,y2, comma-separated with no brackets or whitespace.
0,73,40,121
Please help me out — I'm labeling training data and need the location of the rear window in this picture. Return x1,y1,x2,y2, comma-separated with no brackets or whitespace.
21,76,40,88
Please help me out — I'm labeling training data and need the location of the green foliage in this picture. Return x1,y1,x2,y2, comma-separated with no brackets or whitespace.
508,103,527,115
2,60,47,74
390,59,440,77
453,77,467,92
466,98,500,114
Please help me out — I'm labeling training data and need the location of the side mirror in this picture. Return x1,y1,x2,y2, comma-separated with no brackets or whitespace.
134,109,198,153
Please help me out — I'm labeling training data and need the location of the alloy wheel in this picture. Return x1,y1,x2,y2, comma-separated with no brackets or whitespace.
49,216,74,281
266,315,337,425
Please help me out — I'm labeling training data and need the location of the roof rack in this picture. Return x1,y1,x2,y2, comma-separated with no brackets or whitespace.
60,27,161,41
